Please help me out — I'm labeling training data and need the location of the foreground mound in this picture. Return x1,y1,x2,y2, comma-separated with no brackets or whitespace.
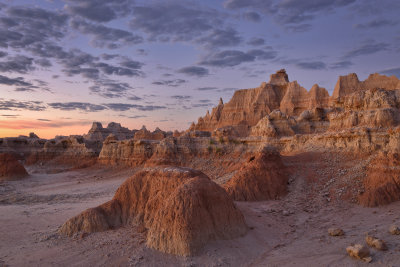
359,153,400,207
224,148,288,201
60,167,247,255
0,153,28,181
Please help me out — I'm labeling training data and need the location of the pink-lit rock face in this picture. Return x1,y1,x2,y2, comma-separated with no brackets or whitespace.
191,70,400,136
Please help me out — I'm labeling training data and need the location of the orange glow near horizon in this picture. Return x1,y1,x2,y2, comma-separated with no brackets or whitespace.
0,120,93,139
0,118,186,139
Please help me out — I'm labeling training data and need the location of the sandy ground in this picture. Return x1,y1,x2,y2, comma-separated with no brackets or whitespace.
0,154,399,267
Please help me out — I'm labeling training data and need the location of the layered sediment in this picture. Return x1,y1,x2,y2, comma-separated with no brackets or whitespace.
60,167,247,256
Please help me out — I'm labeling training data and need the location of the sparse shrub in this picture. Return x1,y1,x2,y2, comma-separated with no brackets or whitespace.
209,139,216,145
219,137,225,144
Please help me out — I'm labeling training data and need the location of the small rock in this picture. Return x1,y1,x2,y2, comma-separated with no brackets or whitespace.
389,225,400,235
328,228,344,236
346,244,371,262
282,210,289,216
365,235,388,251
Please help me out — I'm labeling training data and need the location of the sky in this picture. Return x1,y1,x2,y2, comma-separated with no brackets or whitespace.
0,0,399,138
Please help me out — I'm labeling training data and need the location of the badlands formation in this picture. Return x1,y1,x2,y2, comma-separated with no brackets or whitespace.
1,69,400,266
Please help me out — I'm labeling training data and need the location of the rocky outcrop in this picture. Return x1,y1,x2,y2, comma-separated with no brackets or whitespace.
364,73,400,91
190,70,400,138
0,135,46,159
100,132,216,167
99,138,157,166
358,152,400,207
84,122,136,141
134,126,153,140
190,70,291,135
331,73,400,105
280,82,330,118
279,81,309,116
282,127,399,154
0,153,28,181
212,126,243,138
60,167,247,256
224,148,288,201
134,126,167,141
343,87,399,110
29,132,39,139
269,68,289,86
99,131,255,179
152,127,168,140
190,69,330,135
250,110,295,137
250,107,329,138
173,130,183,137
331,73,361,103
26,136,99,168
295,108,329,134
329,88,400,130
308,84,330,109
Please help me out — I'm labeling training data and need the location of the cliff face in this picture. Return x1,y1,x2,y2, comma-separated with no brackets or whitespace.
308,84,330,110
190,69,290,134
279,81,309,116
190,70,400,138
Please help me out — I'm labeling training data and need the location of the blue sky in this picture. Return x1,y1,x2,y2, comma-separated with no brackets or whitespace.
0,0,399,138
